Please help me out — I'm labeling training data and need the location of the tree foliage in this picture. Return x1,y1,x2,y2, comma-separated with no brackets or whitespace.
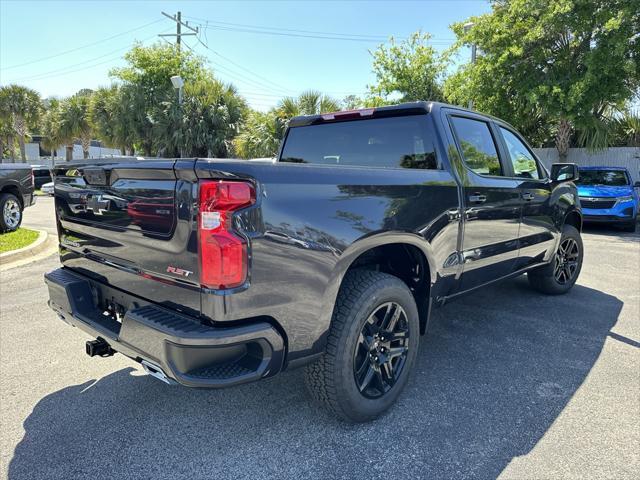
0,84,42,161
40,98,62,160
154,77,248,157
233,90,339,159
445,0,639,156
368,31,448,103
233,110,285,159
59,93,93,159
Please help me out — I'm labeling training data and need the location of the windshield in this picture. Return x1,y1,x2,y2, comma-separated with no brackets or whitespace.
576,169,629,186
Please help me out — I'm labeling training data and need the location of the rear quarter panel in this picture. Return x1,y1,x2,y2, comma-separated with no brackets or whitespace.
195,160,460,363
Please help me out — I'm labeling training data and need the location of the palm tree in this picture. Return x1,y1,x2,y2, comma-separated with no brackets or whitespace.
234,90,340,159
154,77,248,158
233,110,285,159
277,90,340,119
40,99,62,162
0,115,15,162
0,84,42,162
59,94,93,160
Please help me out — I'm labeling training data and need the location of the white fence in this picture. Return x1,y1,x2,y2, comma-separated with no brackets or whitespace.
533,147,640,183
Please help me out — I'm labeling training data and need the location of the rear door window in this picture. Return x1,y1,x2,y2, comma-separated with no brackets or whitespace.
280,115,438,169
450,116,502,176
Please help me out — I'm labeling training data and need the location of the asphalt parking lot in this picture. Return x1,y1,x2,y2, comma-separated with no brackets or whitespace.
1,197,638,479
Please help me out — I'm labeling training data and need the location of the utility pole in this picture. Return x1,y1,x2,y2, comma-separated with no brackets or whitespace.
159,11,199,50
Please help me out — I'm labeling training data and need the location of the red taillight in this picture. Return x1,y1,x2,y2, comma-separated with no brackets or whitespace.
198,180,255,290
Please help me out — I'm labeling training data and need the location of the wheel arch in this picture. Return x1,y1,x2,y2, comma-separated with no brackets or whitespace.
0,184,23,206
564,208,582,232
320,232,438,339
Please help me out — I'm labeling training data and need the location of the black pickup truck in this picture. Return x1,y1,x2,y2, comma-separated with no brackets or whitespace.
45,102,583,422
0,164,36,232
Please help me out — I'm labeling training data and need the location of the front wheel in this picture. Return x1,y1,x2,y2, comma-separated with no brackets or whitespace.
0,193,23,233
304,270,419,423
528,224,583,295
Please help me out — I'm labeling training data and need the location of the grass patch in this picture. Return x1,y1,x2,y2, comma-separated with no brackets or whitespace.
0,228,40,253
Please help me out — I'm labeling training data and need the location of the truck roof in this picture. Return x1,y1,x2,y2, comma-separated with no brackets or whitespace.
288,101,505,128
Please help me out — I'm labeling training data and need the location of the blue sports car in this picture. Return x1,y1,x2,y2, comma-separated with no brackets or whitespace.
576,166,639,232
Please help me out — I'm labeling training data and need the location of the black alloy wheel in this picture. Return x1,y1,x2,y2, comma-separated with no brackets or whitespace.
353,301,410,399
553,237,580,284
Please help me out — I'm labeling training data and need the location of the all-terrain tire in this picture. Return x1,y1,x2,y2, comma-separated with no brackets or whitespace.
304,269,419,423
528,224,583,295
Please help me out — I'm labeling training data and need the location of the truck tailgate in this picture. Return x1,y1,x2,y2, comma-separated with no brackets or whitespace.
53,159,201,316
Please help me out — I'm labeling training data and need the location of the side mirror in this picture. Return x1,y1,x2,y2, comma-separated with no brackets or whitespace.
550,163,579,183
634,181,640,188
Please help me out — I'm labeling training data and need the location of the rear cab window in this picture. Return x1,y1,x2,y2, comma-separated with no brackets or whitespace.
280,115,438,169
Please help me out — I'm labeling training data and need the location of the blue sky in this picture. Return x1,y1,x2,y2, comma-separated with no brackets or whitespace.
0,0,490,110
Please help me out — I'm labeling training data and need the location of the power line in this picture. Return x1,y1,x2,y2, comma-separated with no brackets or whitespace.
185,16,455,43
4,31,167,83
201,24,453,44
188,33,294,95
1,19,165,71
195,36,293,93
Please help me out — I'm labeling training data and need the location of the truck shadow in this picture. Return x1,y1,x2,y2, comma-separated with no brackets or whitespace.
582,222,640,242
8,278,623,479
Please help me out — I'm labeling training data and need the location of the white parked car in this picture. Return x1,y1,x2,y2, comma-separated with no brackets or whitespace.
41,181,55,196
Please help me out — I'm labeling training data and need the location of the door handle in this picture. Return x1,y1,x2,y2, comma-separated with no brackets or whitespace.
468,194,487,204
522,192,534,201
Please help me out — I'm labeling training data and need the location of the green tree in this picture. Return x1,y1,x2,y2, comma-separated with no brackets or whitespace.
233,110,285,159
40,98,62,161
0,84,42,162
368,31,448,103
155,77,248,157
110,43,209,156
59,93,93,160
0,115,16,161
234,91,339,159
89,85,134,154
446,0,639,159
277,90,340,118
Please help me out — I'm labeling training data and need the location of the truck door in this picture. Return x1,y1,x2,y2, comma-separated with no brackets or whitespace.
494,125,557,269
445,113,522,291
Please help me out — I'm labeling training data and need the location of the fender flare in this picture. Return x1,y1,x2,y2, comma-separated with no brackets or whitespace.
310,231,438,351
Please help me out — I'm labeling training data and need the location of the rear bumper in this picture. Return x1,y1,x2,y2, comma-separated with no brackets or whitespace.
44,268,285,388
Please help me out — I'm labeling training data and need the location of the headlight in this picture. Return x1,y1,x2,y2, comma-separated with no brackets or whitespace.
616,195,634,203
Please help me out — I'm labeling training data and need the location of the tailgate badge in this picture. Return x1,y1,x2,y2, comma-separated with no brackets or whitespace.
167,266,193,277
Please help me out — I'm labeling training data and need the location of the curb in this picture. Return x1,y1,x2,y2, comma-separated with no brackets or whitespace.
0,229,58,269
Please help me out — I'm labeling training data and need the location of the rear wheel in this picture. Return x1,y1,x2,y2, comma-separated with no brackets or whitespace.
528,224,583,295
0,193,23,233
304,270,419,423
